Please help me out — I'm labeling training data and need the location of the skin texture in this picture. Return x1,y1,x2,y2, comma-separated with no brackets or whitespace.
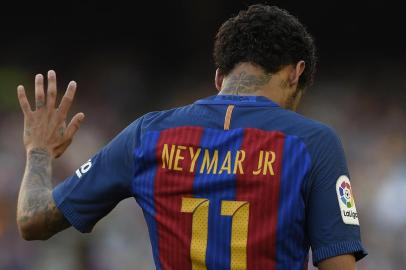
221,71,273,95
216,61,305,111
318,254,356,270
16,70,84,240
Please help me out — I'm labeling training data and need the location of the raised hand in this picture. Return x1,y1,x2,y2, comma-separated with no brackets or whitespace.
17,70,84,158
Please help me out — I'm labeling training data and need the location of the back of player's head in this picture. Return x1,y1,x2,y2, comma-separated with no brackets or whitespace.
213,4,317,89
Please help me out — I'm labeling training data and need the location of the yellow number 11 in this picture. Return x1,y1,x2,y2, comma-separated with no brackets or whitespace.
181,197,250,270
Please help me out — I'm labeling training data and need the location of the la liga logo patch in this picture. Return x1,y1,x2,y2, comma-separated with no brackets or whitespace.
336,176,359,225
339,180,355,208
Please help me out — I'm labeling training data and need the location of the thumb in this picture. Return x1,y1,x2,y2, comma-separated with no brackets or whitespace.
66,112,85,140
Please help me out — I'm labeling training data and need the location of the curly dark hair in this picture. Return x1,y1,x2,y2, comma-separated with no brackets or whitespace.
214,4,317,89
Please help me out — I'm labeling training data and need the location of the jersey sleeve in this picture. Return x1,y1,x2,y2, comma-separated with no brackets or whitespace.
304,125,367,265
52,117,143,233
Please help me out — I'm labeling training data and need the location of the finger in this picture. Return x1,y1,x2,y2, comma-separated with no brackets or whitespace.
17,85,32,115
58,81,77,119
35,74,45,110
65,112,85,139
54,139,72,159
47,70,57,109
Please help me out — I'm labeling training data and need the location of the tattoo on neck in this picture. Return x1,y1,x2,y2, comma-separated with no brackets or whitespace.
221,71,272,95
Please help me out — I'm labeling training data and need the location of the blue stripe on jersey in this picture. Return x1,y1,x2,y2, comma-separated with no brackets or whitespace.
276,135,312,269
132,131,162,270
192,128,244,270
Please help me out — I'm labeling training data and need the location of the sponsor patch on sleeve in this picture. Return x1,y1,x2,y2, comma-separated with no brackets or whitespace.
75,159,93,179
336,175,359,225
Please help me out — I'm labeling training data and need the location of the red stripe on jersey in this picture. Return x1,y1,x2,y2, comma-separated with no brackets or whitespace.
154,127,204,270
236,128,285,270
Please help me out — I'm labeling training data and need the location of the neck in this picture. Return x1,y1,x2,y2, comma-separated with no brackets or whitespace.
219,64,290,107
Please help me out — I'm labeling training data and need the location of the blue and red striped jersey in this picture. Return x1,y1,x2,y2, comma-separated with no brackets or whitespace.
53,95,367,269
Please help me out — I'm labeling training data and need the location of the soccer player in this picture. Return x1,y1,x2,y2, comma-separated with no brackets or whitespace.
16,4,367,270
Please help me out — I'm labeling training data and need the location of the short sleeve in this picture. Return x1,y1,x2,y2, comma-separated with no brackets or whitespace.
304,125,367,265
52,117,143,233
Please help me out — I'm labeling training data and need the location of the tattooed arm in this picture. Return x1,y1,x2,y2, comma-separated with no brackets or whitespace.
16,71,84,240
17,148,70,240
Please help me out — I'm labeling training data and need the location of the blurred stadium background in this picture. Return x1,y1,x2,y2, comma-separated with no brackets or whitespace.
1,1,405,269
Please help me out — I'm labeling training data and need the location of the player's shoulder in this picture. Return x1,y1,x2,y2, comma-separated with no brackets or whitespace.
121,105,183,135
269,107,342,149
134,103,217,132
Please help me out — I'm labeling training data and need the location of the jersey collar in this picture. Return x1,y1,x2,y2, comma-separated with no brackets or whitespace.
194,95,280,107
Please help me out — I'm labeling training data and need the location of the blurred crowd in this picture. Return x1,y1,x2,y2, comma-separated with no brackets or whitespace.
0,63,405,270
